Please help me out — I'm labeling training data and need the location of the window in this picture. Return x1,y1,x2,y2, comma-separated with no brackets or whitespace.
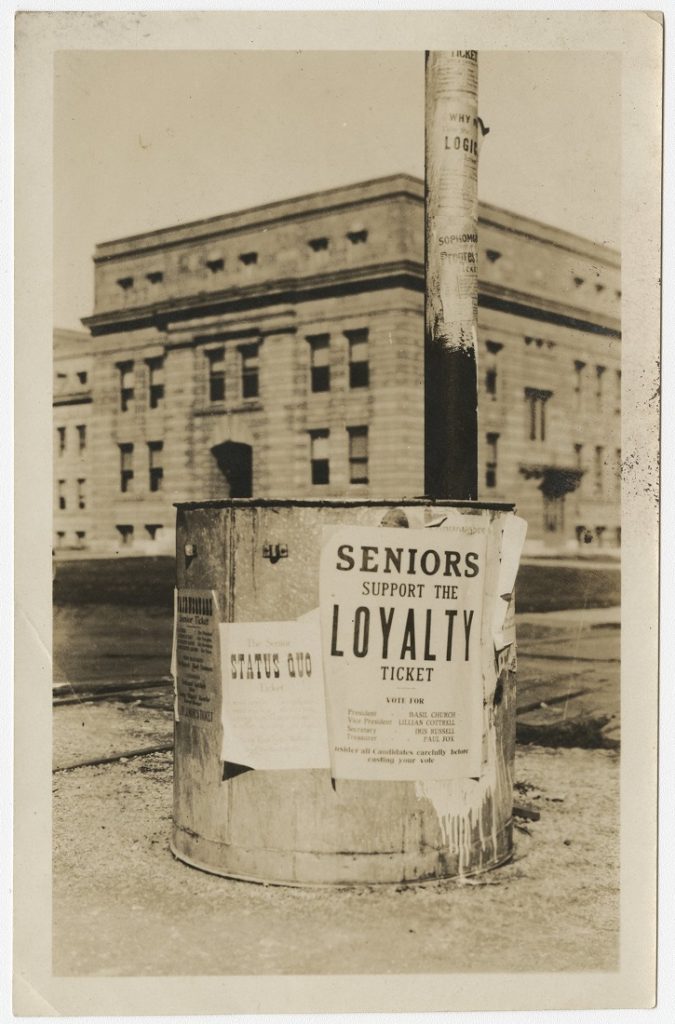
145,524,163,541
119,443,134,493
348,426,369,484
75,530,86,548
573,359,586,401
118,361,134,411
116,524,134,546
77,424,86,452
56,531,65,548
207,348,225,402
58,480,66,510
146,270,163,284
147,356,165,409
148,441,164,492
57,426,66,455
77,370,88,385
240,343,260,399
595,365,606,402
485,433,499,488
485,368,497,397
308,237,329,252
544,496,565,533
524,387,552,441
310,429,329,485
594,446,605,496
239,251,258,266
347,229,368,244
206,256,224,273
77,478,86,510
346,329,369,388
117,276,134,291
308,334,330,392
615,369,622,414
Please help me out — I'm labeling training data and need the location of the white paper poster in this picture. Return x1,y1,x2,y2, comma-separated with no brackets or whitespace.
219,610,330,770
174,589,220,726
319,523,488,781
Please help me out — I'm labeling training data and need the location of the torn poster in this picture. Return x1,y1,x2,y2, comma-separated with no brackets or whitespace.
492,515,527,651
319,522,488,781
173,589,220,726
219,610,330,770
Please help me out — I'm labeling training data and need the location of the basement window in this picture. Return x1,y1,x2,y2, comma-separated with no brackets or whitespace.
116,524,134,546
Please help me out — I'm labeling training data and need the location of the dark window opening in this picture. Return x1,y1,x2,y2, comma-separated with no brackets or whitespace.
525,387,552,442
348,426,369,484
347,229,368,244
346,329,369,389
58,480,66,510
148,441,164,492
207,348,225,403
75,531,86,548
308,237,329,252
119,443,134,493
240,343,260,399
77,424,86,451
485,432,499,489
573,276,584,287
117,276,134,290
544,495,565,533
308,334,330,392
310,429,329,486
56,531,65,547
76,371,88,385
77,478,86,510
145,524,163,540
485,367,497,397
239,251,258,266
146,271,164,284
206,257,224,273
116,524,134,546
57,427,66,454
147,356,165,409
485,249,502,263
594,446,605,496
118,361,134,411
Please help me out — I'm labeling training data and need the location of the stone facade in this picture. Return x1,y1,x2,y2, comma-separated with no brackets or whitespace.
54,174,621,556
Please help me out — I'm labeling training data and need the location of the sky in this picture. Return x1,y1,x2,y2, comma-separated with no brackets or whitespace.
54,49,621,330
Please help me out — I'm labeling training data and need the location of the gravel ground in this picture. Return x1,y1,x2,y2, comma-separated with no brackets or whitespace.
52,744,619,977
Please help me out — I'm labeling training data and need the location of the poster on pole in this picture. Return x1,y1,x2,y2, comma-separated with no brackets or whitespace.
319,523,488,781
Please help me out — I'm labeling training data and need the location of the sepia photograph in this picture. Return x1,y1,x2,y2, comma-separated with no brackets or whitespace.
13,8,662,1017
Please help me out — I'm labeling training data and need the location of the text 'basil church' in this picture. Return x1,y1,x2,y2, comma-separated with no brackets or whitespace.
53,174,621,557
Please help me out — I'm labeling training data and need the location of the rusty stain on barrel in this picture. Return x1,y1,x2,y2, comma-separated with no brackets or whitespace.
171,498,517,886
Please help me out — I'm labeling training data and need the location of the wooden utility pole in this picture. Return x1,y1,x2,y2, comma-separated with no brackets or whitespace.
425,51,480,500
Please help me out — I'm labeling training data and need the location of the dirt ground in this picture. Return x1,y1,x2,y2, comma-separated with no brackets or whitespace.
52,737,619,977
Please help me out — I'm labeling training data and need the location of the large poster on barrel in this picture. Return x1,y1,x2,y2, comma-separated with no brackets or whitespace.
319,522,488,780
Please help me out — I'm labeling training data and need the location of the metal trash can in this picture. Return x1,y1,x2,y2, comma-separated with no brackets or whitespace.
172,497,518,885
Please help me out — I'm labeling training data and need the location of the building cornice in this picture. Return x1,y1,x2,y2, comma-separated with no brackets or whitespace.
82,260,425,335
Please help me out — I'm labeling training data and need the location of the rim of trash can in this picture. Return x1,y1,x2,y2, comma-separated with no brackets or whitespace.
174,497,516,512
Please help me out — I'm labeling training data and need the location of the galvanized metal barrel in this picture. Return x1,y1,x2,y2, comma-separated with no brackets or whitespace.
172,498,517,885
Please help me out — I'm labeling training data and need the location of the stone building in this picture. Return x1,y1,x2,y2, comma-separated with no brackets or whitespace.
54,174,621,556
